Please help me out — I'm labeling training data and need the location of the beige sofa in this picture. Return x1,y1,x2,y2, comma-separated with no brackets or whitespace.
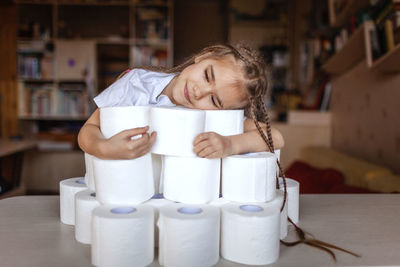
297,146,400,193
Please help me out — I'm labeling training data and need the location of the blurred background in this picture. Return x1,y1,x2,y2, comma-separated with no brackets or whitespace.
1,0,400,197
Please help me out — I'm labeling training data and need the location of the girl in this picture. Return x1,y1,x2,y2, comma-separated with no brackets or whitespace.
78,43,284,159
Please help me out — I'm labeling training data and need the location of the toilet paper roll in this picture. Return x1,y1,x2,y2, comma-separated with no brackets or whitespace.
92,204,154,267
100,106,151,139
150,106,205,156
162,155,220,204
279,177,300,224
59,177,87,225
93,154,154,205
158,203,220,267
222,152,277,202
221,201,281,265
145,194,174,248
275,149,281,162
271,190,288,239
75,190,100,244
152,154,162,194
209,197,230,208
84,153,95,191
204,109,244,136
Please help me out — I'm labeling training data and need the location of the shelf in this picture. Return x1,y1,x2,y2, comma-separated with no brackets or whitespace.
329,0,370,28
370,43,400,73
19,115,88,121
322,21,375,75
18,78,54,83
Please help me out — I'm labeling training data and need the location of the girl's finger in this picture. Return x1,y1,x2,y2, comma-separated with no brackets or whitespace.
193,140,210,154
128,133,150,149
120,126,149,139
193,132,210,146
197,146,217,158
204,151,221,159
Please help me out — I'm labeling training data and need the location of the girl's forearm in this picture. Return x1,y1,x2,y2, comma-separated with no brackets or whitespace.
228,127,284,155
77,123,107,157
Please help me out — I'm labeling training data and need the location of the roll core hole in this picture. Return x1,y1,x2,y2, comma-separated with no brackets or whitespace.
178,207,202,214
90,193,96,197
152,193,164,199
240,205,263,212
75,179,85,184
111,207,136,214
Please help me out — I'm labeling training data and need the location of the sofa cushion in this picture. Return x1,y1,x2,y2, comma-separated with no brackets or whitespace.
285,161,345,193
366,174,400,193
299,146,393,188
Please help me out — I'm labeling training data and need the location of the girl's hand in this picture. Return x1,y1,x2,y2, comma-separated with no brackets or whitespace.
100,126,156,159
193,132,233,158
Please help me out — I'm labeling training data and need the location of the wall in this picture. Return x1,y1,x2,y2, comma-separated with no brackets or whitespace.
331,60,400,173
174,0,228,64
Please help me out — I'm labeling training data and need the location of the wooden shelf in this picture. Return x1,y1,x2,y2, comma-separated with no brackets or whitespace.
329,0,370,28
19,115,88,121
322,21,375,75
370,43,400,73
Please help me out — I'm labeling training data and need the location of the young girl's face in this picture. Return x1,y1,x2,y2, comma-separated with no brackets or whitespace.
164,56,248,110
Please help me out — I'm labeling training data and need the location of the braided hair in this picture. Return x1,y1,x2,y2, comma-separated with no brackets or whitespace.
163,43,359,261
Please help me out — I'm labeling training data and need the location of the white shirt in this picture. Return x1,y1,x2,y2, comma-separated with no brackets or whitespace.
94,69,176,108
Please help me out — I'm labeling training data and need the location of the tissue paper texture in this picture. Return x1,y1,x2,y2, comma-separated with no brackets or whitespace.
93,154,154,205
75,189,100,244
204,110,244,136
145,194,174,247
150,106,205,156
91,204,154,267
59,177,87,225
158,203,220,267
279,177,300,224
221,201,281,265
84,153,95,191
162,155,220,204
222,152,277,202
100,106,151,139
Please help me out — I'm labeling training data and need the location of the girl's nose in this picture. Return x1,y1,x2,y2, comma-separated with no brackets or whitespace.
193,84,212,100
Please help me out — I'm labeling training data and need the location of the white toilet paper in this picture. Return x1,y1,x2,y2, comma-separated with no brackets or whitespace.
204,109,244,136
145,194,174,248
150,106,205,156
100,106,151,139
209,197,230,208
158,203,220,267
92,154,154,205
59,177,87,225
271,190,288,239
75,189,100,244
222,152,277,202
279,177,300,224
92,204,154,267
221,201,281,265
152,154,162,194
84,153,95,191
162,155,220,204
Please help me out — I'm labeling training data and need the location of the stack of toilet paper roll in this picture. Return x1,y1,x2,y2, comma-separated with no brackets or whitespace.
59,105,300,267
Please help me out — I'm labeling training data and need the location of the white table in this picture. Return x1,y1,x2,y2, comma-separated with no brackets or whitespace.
0,194,399,266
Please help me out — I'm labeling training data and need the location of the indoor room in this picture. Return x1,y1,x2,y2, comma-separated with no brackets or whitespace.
0,0,399,266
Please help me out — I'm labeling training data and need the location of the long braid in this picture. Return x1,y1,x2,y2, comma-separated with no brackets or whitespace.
233,43,359,262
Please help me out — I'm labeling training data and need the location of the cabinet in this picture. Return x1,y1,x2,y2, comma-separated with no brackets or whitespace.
15,0,174,149
323,0,400,75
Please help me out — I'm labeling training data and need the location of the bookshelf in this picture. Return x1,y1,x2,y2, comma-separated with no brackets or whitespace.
322,21,375,75
324,0,400,76
15,0,174,150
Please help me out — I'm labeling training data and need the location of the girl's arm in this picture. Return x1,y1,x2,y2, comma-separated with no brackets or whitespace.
78,108,156,159
193,117,284,158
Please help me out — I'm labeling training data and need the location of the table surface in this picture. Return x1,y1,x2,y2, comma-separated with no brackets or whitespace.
0,194,399,267
0,139,37,157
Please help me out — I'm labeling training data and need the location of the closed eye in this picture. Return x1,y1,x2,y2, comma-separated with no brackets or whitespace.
204,69,209,82
210,95,218,108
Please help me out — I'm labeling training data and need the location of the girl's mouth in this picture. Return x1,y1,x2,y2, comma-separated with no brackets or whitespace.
184,83,192,104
